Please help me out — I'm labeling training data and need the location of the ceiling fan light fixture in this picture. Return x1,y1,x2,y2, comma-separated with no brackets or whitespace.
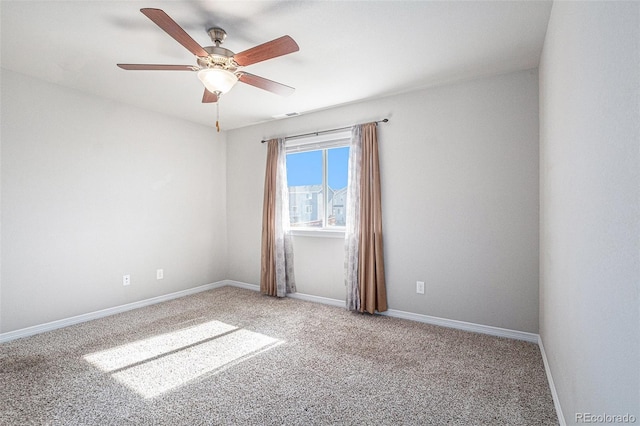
198,68,238,94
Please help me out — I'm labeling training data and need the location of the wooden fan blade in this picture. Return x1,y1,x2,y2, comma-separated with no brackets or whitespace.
202,89,219,103
238,72,295,96
233,35,299,67
140,8,209,57
117,64,196,71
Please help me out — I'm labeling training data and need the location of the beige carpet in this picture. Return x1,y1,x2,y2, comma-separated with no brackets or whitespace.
0,286,557,425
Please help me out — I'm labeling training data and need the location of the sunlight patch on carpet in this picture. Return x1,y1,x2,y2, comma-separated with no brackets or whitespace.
84,320,282,398
84,320,237,372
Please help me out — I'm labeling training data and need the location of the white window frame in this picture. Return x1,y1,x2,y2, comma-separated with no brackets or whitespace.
285,130,351,238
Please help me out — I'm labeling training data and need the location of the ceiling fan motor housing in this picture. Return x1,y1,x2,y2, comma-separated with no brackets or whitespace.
198,45,238,71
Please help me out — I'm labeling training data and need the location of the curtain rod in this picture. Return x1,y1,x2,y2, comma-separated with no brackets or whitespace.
260,118,389,144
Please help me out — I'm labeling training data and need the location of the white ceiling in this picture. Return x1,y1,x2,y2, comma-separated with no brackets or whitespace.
1,1,552,130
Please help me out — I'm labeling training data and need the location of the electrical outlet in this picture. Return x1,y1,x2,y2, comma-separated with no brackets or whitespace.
416,281,425,294
123,274,131,286
156,269,164,280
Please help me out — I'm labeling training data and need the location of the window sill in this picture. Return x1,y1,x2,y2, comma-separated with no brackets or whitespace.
290,229,345,239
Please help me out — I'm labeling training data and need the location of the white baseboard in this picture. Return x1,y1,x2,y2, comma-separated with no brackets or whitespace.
1,278,538,345
224,280,345,308
222,280,260,292
0,281,228,343
538,336,566,426
286,292,347,308
225,280,538,343
382,308,539,343
223,280,345,308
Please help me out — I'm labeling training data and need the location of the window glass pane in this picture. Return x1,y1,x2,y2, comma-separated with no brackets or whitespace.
286,151,322,186
286,151,323,228
327,147,349,227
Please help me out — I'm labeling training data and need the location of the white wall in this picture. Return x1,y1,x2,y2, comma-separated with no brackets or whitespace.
539,1,640,423
1,70,228,333
227,69,540,332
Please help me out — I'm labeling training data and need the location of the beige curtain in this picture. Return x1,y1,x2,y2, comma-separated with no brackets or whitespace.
345,123,388,313
261,139,296,297
261,140,278,296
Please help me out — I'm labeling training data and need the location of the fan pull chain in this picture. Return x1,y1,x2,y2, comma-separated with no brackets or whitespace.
216,101,220,132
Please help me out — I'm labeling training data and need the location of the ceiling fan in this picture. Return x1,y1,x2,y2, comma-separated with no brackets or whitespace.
117,8,299,127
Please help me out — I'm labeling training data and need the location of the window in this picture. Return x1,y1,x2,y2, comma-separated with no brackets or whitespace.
285,131,350,232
